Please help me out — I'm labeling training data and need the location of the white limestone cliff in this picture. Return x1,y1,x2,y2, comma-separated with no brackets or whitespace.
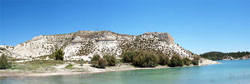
0,31,197,61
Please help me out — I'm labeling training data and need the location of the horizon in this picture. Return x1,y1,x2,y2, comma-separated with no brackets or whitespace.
1,0,250,54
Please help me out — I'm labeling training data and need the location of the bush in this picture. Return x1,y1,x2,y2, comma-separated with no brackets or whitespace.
103,54,117,66
169,54,183,67
192,56,200,65
80,59,84,66
183,57,191,66
121,50,193,67
91,54,108,68
97,58,108,68
132,51,159,67
91,54,100,67
121,51,139,63
158,54,170,65
0,54,11,69
52,49,64,60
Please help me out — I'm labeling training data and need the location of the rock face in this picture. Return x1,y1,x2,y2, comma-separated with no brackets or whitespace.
0,45,14,57
0,31,196,61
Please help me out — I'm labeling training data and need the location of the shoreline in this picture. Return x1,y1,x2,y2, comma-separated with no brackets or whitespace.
0,59,220,78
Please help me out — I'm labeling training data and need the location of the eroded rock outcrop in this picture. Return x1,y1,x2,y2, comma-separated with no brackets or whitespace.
0,31,197,61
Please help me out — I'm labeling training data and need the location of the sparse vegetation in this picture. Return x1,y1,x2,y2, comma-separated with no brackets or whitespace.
77,41,94,56
0,54,11,69
11,60,64,71
65,63,74,69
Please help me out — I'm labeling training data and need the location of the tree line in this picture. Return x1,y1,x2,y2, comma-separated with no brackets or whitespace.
200,51,250,60
91,50,200,68
0,49,200,69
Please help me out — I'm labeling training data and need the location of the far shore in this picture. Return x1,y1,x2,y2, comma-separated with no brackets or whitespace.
0,59,220,78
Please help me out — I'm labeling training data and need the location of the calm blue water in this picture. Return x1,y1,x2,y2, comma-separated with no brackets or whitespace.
1,60,250,84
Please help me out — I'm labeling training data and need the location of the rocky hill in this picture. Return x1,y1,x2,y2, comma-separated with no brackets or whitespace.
0,31,197,61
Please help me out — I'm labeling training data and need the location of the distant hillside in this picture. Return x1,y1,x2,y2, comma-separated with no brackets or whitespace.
200,51,250,60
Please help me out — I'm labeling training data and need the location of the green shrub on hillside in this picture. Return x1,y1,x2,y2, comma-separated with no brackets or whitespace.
169,54,183,67
121,50,198,67
158,54,170,65
132,51,159,67
183,57,191,66
192,56,200,65
91,54,108,68
97,58,108,68
91,54,100,62
103,54,117,66
121,51,139,63
91,54,100,67
0,54,11,69
51,49,64,60
80,59,84,66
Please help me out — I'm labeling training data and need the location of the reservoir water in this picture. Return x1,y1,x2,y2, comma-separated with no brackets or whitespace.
1,60,250,84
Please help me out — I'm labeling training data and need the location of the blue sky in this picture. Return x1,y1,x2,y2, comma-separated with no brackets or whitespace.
1,0,250,54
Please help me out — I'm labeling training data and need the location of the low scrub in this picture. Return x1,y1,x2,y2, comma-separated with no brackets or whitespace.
120,50,201,68
132,51,159,67
183,57,191,66
103,54,117,66
158,54,170,65
121,50,193,67
91,54,108,68
0,54,11,69
12,60,64,71
121,51,139,63
169,54,183,67
50,49,64,60
192,56,200,65
65,63,74,69
121,50,159,67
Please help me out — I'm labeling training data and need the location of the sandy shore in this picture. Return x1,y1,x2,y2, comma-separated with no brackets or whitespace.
0,65,170,77
0,59,220,77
